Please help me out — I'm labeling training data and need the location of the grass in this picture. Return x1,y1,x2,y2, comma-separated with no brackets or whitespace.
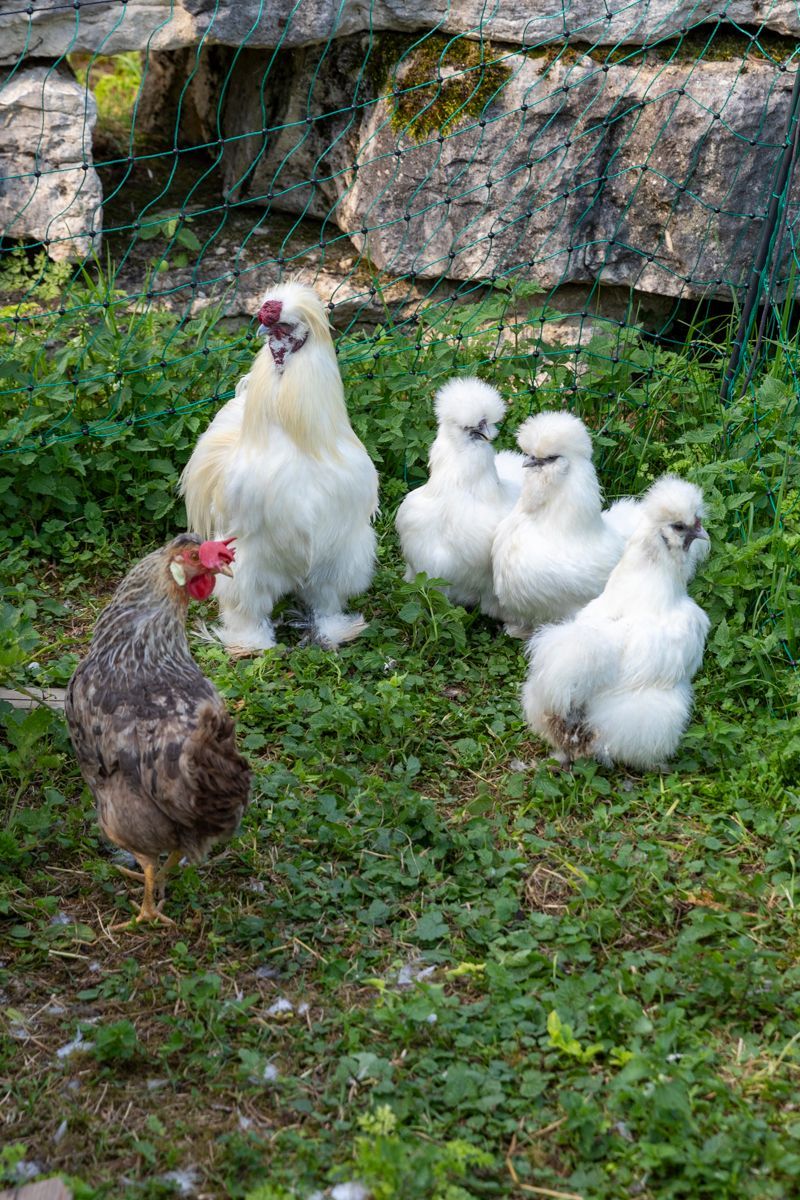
68,52,144,156
0,273,799,1199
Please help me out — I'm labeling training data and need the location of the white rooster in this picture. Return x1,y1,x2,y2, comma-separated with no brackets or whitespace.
180,281,379,651
491,411,637,637
522,476,710,770
395,377,524,616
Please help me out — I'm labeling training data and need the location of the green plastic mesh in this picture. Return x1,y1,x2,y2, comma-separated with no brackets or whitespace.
0,5,798,592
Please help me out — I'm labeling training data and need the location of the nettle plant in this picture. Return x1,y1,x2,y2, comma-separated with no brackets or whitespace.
0,276,797,708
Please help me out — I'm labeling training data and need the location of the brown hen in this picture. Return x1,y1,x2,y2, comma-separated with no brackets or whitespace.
66,534,251,928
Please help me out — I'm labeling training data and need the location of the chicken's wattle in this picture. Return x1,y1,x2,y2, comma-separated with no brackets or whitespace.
187,572,216,601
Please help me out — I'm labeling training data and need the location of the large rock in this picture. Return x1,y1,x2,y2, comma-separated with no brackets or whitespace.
2,1,800,63
0,64,102,260
220,39,798,301
0,2,194,65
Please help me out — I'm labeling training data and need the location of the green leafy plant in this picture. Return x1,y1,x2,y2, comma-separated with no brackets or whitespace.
0,1143,29,1186
0,271,799,1200
333,1106,493,1200
92,1019,140,1064
0,246,74,302
546,1010,604,1064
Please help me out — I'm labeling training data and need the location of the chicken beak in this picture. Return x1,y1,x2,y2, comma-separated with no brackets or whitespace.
687,521,710,544
217,564,234,577
683,521,709,551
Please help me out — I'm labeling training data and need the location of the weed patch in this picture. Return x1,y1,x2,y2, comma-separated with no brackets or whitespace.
0,281,799,1198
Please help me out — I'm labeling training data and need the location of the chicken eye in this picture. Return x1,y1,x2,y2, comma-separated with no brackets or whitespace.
671,522,687,533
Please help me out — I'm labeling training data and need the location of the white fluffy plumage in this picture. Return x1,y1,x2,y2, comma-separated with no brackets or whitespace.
521,475,711,770
180,280,378,651
395,377,524,615
491,411,632,636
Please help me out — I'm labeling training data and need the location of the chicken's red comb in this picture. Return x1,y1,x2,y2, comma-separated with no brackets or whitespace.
199,538,236,569
257,299,282,327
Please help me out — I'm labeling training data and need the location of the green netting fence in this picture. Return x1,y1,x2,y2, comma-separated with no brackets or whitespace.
1,2,798,666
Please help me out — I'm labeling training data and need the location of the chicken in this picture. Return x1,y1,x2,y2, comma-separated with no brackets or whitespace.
491,411,634,637
495,448,527,492
601,496,643,541
180,280,379,652
395,377,524,616
66,534,251,928
521,476,710,770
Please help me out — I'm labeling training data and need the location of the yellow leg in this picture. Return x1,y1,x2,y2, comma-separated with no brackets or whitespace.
134,861,176,925
111,857,176,930
155,850,182,892
115,850,180,893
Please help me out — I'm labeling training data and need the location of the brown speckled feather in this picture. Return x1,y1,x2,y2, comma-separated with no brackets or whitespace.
543,707,597,765
66,535,251,864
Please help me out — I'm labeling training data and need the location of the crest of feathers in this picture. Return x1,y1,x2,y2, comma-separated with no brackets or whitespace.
433,376,507,431
516,410,594,461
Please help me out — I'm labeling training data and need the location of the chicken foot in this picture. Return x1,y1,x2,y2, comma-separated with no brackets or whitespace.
111,854,179,930
297,579,368,649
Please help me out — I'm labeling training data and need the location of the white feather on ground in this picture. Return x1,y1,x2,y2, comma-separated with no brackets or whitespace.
521,475,710,770
180,280,378,652
395,377,523,617
491,411,632,637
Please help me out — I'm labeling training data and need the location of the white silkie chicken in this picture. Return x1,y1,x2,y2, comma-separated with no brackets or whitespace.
395,377,524,616
180,281,378,651
522,476,710,770
491,411,637,637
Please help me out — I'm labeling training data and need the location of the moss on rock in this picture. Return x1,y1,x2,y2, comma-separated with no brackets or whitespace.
367,32,512,143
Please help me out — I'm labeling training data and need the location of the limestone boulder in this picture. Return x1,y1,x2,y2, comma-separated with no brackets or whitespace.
0,2,195,66
1,1,799,64
136,46,234,149
220,40,797,301
220,39,373,223
0,64,102,260
582,60,796,298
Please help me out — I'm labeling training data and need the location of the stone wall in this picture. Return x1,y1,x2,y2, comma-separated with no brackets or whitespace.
216,31,798,301
1,2,797,309
3,1,800,61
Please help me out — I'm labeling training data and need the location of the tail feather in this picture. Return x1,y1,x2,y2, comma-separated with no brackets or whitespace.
180,426,239,538
172,701,251,858
603,497,641,541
